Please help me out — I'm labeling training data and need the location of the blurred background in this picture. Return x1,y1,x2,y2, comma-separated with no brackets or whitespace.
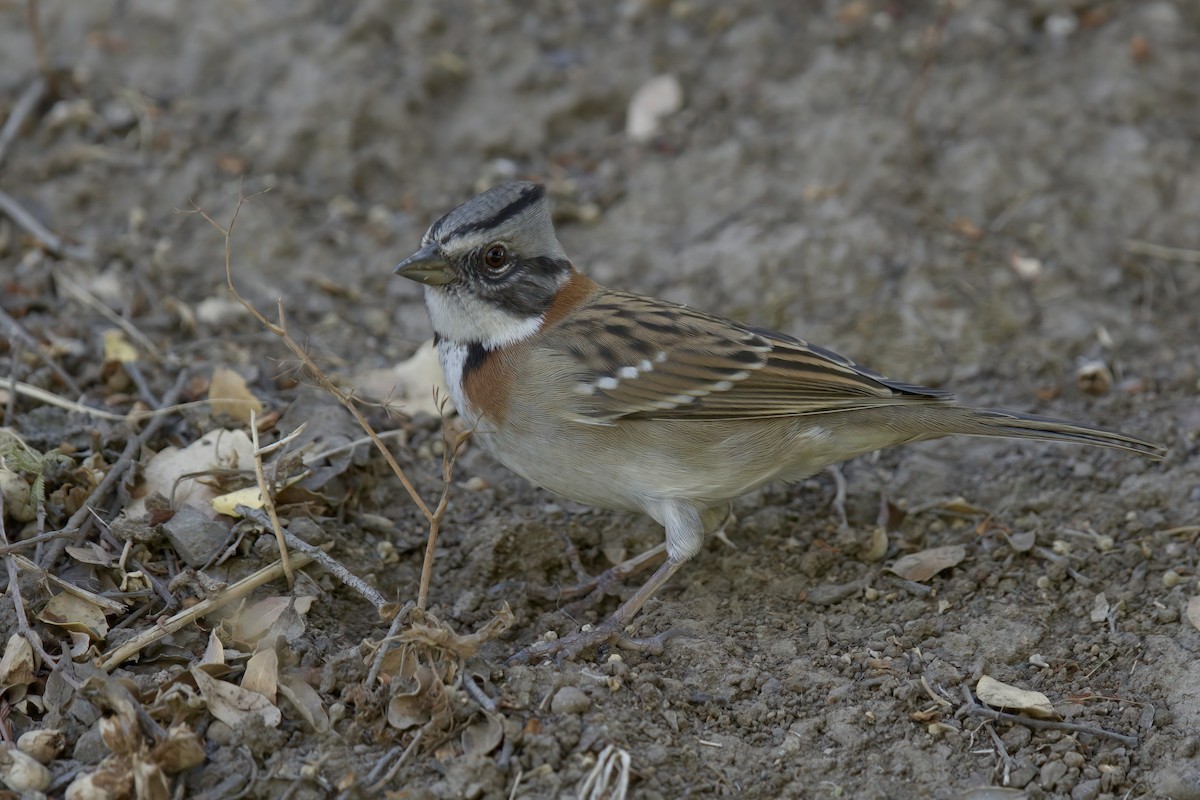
2,1,1198,797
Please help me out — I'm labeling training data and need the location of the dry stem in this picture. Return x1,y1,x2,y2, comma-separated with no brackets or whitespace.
98,551,314,671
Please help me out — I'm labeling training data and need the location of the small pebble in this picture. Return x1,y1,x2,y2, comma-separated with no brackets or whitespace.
551,686,592,714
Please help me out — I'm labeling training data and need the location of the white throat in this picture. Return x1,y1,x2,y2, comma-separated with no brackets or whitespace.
424,286,542,349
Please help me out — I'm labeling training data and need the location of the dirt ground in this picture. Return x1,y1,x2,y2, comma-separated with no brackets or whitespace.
2,1,1199,798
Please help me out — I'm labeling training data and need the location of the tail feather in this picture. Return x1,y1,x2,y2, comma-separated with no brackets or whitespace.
962,408,1166,460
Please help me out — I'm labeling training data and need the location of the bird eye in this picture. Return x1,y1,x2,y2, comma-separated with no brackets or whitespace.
483,244,509,271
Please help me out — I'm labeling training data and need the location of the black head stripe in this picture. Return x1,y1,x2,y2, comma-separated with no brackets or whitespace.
431,183,546,242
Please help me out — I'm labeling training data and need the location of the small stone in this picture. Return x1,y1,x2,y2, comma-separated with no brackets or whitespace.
1041,759,1069,787
162,505,232,567
1071,778,1101,800
206,720,235,747
551,686,591,715
1009,764,1038,788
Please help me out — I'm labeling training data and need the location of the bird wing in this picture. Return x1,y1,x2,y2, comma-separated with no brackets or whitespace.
547,289,954,424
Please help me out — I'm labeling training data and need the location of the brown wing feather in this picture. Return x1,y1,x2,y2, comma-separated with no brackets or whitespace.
548,289,953,423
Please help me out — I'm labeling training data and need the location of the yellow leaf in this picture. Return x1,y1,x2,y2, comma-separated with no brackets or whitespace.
208,367,263,424
103,329,138,363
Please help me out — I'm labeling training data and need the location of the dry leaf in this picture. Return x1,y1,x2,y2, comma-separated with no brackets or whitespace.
65,542,117,567
0,746,53,792
17,729,65,764
888,545,966,583
1009,252,1043,280
65,762,133,800
191,667,281,729
975,675,1059,720
1002,530,1036,553
279,671,329,733
225,596,314,647
241,648,279,703
387,666,447,731
1186,597,1200,633
860,526,889,562
201,630,225,666
149,726,206,773
941,497,987,515
0,634,37,699
128,429,254,518
210,474,302,517
461,716,503,757
0,468,36,522
38,592,110,640
359,338,451,417
208,367,264,424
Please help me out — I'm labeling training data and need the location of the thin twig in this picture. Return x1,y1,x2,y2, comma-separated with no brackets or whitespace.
26,0,52,88
982,722,1015,785
0,304,84,396
366,729,424,794
960,685,1137,747
418,401,468,611
97,551,314,671
1,495,59,666
1126,239,1200,265
0,76,46,168
278,526,388,611
237,503,391,611
365,611,409,688
0,528,72,555
0,187,94,262
4,378,260,422
10,553,127,613
55,272,159,356
248,410,294,587
461,672,497,714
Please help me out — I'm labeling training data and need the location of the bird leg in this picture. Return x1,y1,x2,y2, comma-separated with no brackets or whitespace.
826,465,850,529
506,556,685,666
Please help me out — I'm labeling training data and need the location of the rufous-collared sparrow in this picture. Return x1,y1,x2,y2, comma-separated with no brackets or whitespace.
395,181,1165,664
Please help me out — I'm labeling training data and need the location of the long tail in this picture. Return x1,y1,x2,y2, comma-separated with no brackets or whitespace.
953,407,1166,460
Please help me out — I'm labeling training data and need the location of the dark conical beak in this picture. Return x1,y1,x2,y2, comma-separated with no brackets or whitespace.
394,243,453,285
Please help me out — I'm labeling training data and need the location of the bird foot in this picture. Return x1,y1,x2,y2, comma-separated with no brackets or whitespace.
536,543,668,607
506,621,684,667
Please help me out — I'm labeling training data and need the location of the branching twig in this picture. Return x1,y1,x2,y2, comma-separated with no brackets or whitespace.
418,397,469,611
193,193,469,614
192,195,433,520
960,685,1138,747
